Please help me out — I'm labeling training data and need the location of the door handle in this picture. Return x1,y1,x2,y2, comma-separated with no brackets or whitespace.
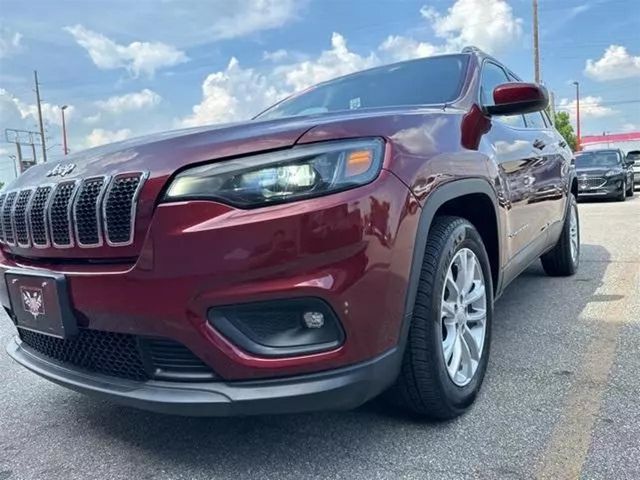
533,139,546,150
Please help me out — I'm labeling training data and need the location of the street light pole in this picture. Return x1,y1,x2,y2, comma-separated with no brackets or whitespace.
573,81,581,151
61,105,69,155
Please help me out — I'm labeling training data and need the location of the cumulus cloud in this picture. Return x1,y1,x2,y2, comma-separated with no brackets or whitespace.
378,35,441,62
0,88,74,128
179,33,379,127
179,57,287,127
0,26,23,58
85,128,132,148
263,49,289,62
210,0,302,39
278,33,377,91
585,45,640,81
64,25,188,77
421,0,523,54
558,96,616,119
96,89,162,114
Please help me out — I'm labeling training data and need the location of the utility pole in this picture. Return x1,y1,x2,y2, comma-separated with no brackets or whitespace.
573,81,581,151
533,0,540,83
34,70,47,163
60,105,69,155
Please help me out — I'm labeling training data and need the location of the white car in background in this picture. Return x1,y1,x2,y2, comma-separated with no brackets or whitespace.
628,151,640,188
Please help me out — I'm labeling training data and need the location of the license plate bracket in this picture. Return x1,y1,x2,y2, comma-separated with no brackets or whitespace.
5,270,77,339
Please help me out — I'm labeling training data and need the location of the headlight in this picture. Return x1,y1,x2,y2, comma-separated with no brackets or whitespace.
605,169,622,177
164,138,385,208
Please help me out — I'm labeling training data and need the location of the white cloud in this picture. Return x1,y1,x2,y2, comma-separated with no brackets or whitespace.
64,25,188,77
180,57,287,127
378,35,441,62
96,89,162,114
263,49,289,62
179,32,380,127
585,45,640,81
278,33,377,91
0,26,23,58
85,128,132,148
0,88,74,128
210,0,302,39
421,0,523,54
558,96,616,119
621,123,638,133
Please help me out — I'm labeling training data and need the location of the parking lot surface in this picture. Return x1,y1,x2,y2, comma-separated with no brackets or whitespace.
1,195,638,480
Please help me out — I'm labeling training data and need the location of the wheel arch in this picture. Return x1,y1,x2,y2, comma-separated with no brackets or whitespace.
399,178,502,344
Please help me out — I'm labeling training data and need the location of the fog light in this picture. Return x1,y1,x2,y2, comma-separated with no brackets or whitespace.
303,311,325,329
208,297,344,357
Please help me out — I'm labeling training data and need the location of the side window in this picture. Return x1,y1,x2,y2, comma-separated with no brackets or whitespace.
480,62,525,128
524,112,546,129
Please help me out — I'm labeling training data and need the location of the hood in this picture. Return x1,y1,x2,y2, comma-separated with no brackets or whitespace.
0,106,454,261
8,106,447,191
576,166,623,175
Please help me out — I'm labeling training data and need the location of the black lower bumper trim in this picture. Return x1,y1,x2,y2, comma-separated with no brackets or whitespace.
6,337,401,416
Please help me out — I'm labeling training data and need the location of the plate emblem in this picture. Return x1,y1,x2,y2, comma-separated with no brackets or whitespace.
20,287,45,319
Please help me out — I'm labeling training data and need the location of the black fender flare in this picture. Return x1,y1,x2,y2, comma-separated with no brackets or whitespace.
398,178,502,346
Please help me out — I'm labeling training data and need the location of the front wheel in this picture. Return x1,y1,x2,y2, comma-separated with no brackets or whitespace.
617,180,627,201
627,178,634,196
541,194,580,276
386,216,493,420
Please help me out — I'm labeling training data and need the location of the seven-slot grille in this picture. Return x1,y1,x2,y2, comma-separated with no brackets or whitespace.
0,172,145,249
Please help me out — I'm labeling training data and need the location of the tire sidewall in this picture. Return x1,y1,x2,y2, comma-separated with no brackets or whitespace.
427,222,494,410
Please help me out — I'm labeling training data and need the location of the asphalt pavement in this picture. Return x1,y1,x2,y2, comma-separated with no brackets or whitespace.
1,194,639,480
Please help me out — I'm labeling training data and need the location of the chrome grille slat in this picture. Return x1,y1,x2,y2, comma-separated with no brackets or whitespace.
28,186,53,248
73,176,108,247
2,171,145,251
48,181,80,248
0,193,6,243
14,189,34,247
2,192,18,246
104,172,146,246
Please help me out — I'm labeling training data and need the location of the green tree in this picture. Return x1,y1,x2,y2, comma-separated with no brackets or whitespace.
553,111,577,151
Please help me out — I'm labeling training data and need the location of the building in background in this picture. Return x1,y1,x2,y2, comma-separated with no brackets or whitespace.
581,132,640,154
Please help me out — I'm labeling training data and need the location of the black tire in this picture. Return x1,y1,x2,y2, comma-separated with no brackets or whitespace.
386,216,493,420
541,194,579,276
617,180,626,201
627,178,634,196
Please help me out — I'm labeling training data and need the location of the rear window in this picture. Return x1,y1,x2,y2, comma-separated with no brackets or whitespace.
257,54,469,120
627,151,640,164
576,150,622,168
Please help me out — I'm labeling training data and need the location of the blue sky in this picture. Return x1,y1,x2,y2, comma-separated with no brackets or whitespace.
1,0,639,184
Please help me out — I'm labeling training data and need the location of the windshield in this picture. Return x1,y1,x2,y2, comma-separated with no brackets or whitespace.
257,54,469,120
575,151,621,168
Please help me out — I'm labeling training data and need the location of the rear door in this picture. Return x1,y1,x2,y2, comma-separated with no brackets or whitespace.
521,109,567,230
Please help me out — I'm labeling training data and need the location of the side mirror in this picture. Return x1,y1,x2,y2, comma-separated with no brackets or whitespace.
486,82,549,116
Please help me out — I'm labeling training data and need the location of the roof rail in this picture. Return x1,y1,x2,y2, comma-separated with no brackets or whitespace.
461,46,486,55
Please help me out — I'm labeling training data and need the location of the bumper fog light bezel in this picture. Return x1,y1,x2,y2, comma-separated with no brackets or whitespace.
208,297,345,358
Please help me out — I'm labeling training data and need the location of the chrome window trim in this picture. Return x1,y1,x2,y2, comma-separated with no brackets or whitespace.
73,175,110,248
28,184,55,249
103,171,147,247
14,188,34,248
48,180,80,249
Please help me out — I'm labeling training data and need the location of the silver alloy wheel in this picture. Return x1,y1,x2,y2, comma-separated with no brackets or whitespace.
569,203,579,264
440,248,487,387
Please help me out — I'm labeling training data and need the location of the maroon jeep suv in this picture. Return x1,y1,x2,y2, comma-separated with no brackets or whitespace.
1,48,579,419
